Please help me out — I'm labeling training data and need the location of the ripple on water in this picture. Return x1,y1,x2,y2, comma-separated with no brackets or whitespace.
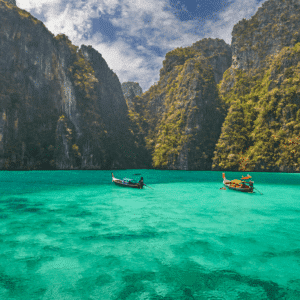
75,272,113,297
43,245,61,253
103,230,160,241
68,209,93,218
79,229,162,242
0,267,49,299
0,214,9,220
89,221,104,228
2,198,46,216
150,260,288,299
6,197,29,211
287,279,300,296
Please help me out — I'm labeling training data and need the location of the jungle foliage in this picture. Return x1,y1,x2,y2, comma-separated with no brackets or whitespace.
128,39,228,169
213,42,300,172
55,34,109,166
231,0,300,70
0,70,58,170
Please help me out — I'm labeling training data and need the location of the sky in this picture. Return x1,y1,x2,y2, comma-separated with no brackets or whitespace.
16,0,267,93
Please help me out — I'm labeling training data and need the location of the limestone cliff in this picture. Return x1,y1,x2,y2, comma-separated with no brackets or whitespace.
212,0,300,172
2,0,300,172
0,1,144,170
121,82,143,109
3,0,15,6
127,0,300,172
231,0,300,72
128,38,231,170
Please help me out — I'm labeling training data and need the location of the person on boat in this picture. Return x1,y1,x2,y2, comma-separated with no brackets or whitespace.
139,177,144,188
123,178,133,184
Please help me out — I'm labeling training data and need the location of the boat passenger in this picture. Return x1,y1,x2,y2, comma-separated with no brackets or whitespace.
139,177,144,188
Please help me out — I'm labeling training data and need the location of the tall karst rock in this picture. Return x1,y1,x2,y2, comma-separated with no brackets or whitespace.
3,0,15,5
128,38,232,170
121,81,143,109
121,82,153,167
231,0,300,72
0,0,144,170
212,0,300,172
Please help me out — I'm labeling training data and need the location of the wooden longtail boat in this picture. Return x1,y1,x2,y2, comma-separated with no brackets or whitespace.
112,173,143,189
222,173,254,193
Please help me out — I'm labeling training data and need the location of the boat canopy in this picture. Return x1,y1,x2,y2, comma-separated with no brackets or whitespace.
122,178,135,183
231,179,242,184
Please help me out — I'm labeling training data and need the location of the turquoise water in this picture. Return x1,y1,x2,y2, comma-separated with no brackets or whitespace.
0,170,300,300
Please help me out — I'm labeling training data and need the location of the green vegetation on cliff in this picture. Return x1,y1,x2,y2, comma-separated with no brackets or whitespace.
231,0,300,70
0,70,58,170
129,39,229,169
213,42,300,172
54,34,109,167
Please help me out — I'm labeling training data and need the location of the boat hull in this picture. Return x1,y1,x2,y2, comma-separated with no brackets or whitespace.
224,183,253,193
113,179,143,189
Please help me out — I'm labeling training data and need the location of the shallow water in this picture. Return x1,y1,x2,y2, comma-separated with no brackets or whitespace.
0,170,300,299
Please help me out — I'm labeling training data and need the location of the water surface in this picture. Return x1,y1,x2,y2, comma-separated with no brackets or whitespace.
0,170,299,299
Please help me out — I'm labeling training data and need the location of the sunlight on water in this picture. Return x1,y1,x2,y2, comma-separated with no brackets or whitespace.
0,170,300,299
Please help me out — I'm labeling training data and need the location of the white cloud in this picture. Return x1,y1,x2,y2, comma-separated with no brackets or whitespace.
16,0,268,92
84,37,163,92
44,3,95,44
206,0,266,44
16,0,60,14
95,0,119,15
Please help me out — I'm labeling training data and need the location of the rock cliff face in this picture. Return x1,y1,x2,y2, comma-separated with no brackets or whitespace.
126,0,300,172
212,0,300,172
3,0,15,6
121,82,143,109
2,0,299,172
231,0,300,72
128,38,231,170
0,1,144,169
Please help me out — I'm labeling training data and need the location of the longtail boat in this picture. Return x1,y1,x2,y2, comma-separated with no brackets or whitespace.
112,173,143,189
222,173,254,193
